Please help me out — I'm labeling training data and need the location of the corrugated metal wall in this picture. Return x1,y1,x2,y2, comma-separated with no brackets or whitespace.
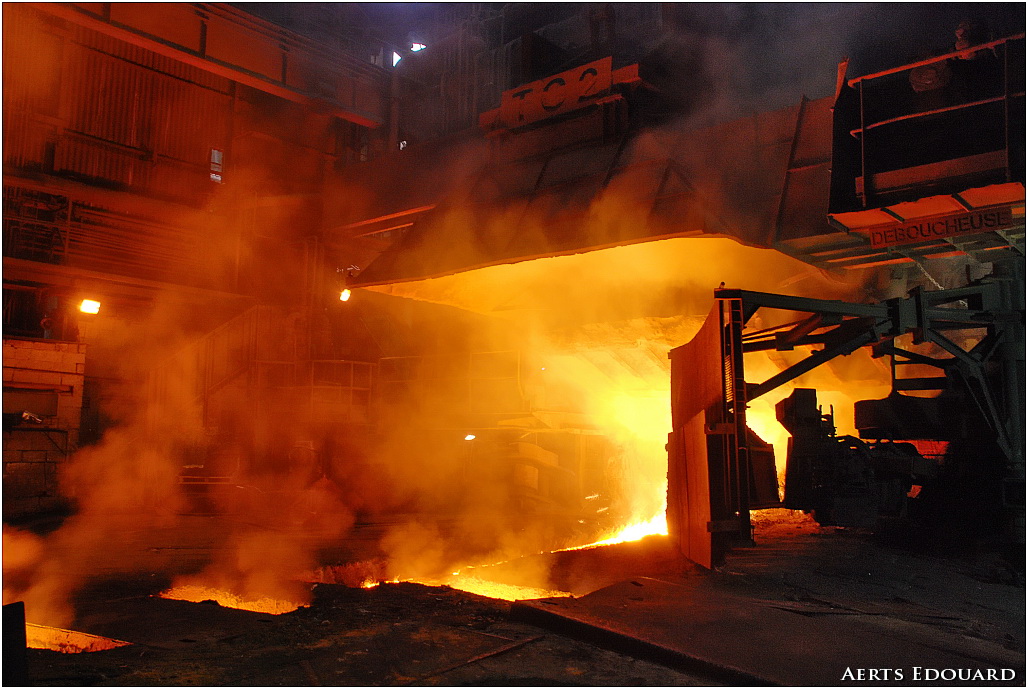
2,3,364,291
3,4,232,205
2,5,62,170
54,29,232,200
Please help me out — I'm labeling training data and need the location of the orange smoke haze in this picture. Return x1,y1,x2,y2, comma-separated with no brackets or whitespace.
357,236,888,590
2,27,899,618
3,297,227,626
0,159,351,626
2,210,893,625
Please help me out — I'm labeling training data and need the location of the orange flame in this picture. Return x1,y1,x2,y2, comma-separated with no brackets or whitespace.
560,511,669,552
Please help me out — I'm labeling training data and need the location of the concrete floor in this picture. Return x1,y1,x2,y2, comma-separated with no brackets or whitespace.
516,521,1026,685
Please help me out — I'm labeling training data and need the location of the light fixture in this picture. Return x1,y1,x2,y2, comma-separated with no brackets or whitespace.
79,299,101,314
464,434,476,441
411,42,426,52
339,288,352,302
392,51,402,66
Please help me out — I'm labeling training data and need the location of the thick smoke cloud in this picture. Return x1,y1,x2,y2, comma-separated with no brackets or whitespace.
366,237,891,526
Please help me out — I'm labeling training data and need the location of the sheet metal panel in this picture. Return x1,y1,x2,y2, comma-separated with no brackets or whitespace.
349,97,835,286
54,136,141,188
51,35,230,199
205,14,282,83
152,77,231,164
666,304,723,568
2,4,63,117
108,3,204,54
63,47,147,148
1,114,54,170
71,23,232,92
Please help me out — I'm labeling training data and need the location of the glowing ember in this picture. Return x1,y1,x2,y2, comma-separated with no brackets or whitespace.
358,577,398,589
26,623,130,653
159,585,303,614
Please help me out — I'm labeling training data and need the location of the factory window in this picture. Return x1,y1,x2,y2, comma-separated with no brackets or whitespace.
210,149,224,183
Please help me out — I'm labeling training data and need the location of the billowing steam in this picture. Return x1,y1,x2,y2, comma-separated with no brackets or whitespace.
2,144,892,629
3,299,211,626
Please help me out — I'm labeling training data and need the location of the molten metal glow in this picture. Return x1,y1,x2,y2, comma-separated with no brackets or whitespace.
440,575,572,601
354,574,567,600
378,573,571,600
358,511,669,601
561,511,669,552
25,623,130,653
78,299,101,314
159,585,302,615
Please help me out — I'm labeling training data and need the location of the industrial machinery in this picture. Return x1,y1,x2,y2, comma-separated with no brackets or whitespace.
666,32,1024,569
668,273,1024,568
777,387,938,528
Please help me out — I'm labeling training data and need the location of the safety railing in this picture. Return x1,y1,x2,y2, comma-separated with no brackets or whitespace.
845,34,1025,206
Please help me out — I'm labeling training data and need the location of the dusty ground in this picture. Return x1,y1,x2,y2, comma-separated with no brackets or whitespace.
12,510,1026,687
24,580,718,686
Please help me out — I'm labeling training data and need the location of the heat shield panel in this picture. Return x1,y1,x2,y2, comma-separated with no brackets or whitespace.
667,304,724,568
